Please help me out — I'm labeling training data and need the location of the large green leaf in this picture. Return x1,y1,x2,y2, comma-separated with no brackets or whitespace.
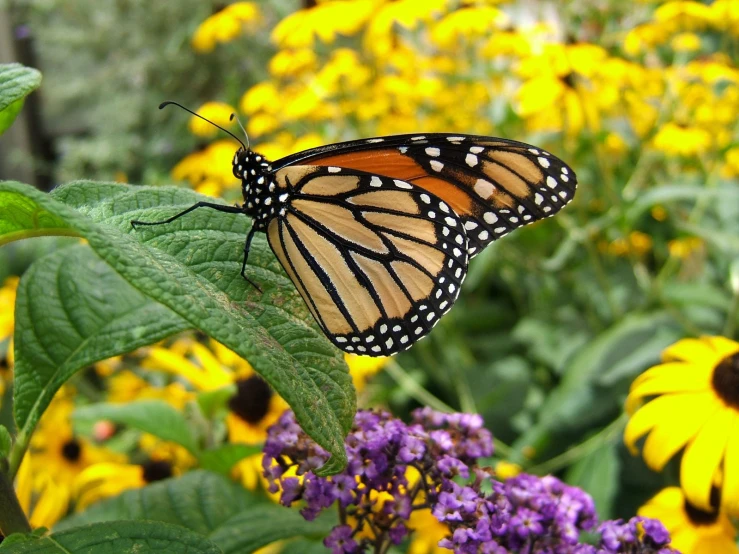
209,507,335,554
0,63,42,135
565,439,620,521
55,471,255,534
0,521,222,553
512,313,680,460
0,181,353,474
73,400,199,454
11,244,189,465
55,471,334,554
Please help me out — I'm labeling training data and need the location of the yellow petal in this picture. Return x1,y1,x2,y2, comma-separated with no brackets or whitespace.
692,533,739,554
642,392,720,471
626,364,711,414
671,527,700,554
681,407,733,510
704,336,739,359
189,342,233,388
29,475,70,529
631,361,712,390
722,413,739,515
625,393,698,453
638,487,688,531
662,338,724,365
143,347,211,390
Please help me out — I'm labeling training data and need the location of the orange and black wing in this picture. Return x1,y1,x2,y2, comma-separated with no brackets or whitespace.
274,134,576,258
268,165,468,356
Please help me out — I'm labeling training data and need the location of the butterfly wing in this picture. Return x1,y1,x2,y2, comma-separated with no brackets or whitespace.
267,165,468,356
274,134,576,258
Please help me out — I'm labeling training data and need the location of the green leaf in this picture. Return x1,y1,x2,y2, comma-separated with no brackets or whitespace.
0,424,10,459
0,98,24,136
513,313,680,458
565,439,620,521
209,507,335,554
11,243,189,464
197,384,237,419
0,181,354,474
0,64,42,112
73,400,199,454
199,444,262,474
625,184,739,221
55,471,256,534
0,520,222,553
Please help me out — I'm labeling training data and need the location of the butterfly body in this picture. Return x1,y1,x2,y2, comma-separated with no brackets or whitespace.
135,129,577,357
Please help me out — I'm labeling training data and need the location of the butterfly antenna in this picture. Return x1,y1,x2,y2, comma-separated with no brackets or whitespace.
230,113,250,149
159,101,246,150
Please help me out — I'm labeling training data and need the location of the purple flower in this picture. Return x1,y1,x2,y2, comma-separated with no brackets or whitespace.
263,409,676,554
324,525,358,554
598,519,635,552
639,517,671,547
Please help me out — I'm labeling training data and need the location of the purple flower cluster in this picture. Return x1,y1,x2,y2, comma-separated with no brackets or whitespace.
263,409,677,554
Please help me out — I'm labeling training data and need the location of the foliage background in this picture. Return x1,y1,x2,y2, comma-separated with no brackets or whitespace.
1,0,739,551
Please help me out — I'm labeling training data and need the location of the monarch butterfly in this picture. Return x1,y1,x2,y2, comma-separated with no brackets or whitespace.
132,102,577,357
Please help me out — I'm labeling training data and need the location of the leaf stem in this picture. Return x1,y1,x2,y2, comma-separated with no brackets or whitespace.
7,430,29,481
0,459,31,536
0,228,81,248
526,413,627,475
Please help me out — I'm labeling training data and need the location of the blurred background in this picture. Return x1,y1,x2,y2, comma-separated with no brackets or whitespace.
1,0,739,549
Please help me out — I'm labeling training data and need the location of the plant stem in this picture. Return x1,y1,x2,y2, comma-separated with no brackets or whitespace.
0,461,31,536
526,413,627,475
384,360,455,413
7,429,29,481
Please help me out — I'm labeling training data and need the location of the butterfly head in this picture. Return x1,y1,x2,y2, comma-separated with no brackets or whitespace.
232,149,272,183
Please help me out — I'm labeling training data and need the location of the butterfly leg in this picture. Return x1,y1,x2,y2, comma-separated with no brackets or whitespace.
130,201,244,228
240,226,262,294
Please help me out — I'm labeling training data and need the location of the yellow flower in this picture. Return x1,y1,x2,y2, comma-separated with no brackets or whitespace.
21,387,125,527
407,508,450,554
652,123,711,156
654,1,714,33
106,369,193,409
272,1,376,49
0,275,19,342
172,139,241,196
73,459,176,510
430,6,507,48
188,102,237,138
624,336,739,514
345,354,389,392
495,460,522,480
671,32,702,52
192,2,261,53
141,338,287,490
605,231,653,257
651,206,668,222
721,146,739,178
268,49,319,78
364,0,449,57
668,237,704,260
16,453,69,529
639,487,737,554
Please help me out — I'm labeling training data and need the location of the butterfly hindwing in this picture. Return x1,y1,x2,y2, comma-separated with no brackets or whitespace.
267,165,469,356
274,134,577,258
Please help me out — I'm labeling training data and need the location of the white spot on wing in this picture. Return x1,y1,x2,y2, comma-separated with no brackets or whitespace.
430,160,444,172
370,176,383,187
328,166,341,173
394,179,413,189
538,156,550,168
474,179,495,198
465,153,479,167
483,211,498,224
425,147,440,157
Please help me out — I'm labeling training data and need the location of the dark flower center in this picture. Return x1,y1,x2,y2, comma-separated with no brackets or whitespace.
142,460,173,483
684,486,720,526
228,375,272,424
61,439,82,462
711,352,739,407
561,73,577,89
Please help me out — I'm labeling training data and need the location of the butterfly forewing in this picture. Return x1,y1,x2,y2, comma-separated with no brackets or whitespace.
274,134,576,258
267,166,468,356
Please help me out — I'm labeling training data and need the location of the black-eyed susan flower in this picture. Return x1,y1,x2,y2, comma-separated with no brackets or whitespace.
0,275,18,402
16,453,69,529
191,2,261,53
73,459,175,510
22,387,125,525
625,336,739,514
652,122,712,156
141,338,287,490
639,487,737,554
